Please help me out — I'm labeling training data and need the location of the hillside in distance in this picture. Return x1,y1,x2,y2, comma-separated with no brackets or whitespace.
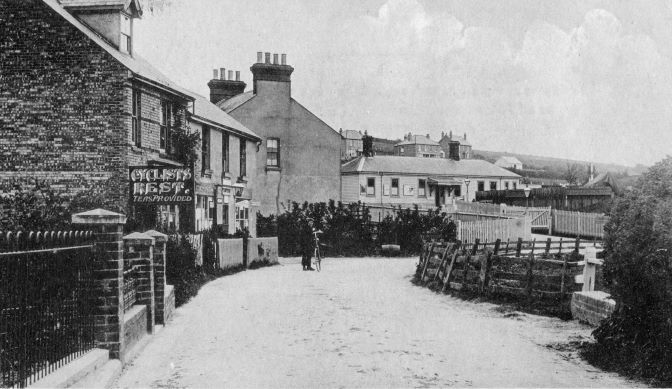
473,149,648,176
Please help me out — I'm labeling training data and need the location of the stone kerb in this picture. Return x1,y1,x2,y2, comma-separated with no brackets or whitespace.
144,229,169,325
123,232,155,336
71,209,126,360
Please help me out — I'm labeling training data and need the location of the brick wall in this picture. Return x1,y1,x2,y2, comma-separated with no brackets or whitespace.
571,291,616,326
0,0,128,203
0,0,190,215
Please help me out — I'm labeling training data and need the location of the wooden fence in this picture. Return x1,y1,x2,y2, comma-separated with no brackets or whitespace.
416,238,600,305
457,218,531,243
505,205,552,231
552,210,609,239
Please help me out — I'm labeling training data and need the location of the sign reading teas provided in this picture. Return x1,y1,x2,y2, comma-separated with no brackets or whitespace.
129,166,194,204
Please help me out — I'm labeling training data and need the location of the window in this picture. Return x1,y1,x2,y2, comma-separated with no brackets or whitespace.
222,133,229,174
513,182,518,190
196,195,213,231
201,126,210,173
366,177,375,196
266,138,279,167
452,185,462,197
236,204,249,230
131,89,141,147
120,14,132,54
490,181,497,191
477,181,485,192
391,178,399,196
239,140,247,177
418,179,426,197
160,101,172,152
400,146,404,154
505,182,510,190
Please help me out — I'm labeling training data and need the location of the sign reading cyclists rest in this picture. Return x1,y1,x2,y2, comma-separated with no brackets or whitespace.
129,166,194,205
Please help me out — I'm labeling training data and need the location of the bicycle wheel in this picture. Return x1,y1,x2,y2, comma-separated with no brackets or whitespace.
315,247,321,272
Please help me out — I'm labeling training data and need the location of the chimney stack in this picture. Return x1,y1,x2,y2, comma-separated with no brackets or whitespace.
250,51,294,95
464,133,467,140
207,66,247,104
448,138,461,161
426,133,430,139
257,52,263,63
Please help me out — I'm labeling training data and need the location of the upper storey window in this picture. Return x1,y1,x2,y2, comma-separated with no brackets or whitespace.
120,14,132,54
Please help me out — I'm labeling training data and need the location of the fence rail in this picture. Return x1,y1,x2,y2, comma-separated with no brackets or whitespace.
552,210,609,239
0,230,96,388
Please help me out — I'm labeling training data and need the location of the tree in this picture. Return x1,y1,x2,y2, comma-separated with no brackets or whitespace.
587,156,672,383
563,163,582,185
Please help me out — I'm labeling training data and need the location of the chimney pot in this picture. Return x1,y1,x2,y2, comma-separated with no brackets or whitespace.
449,130,453,139
228,70,233,80
257,52,263,63
281,54,287,65
235,71,240,81
464,133,467,140
265,52,271,64
426,133,430,139
213,69,218,79
220,68,226,80
273,53,279,64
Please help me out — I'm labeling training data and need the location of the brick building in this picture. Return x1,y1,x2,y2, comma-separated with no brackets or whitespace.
340,129,363,161
0,0,259,232
394,133,443,158
439,131,473,160
209,52,342,216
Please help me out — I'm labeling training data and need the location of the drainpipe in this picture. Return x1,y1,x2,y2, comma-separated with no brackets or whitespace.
379,171,383,206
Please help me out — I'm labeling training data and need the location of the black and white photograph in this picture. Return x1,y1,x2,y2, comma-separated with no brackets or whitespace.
1,0,671,387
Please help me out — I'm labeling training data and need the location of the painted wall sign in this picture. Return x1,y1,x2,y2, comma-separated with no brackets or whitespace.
129,165,194,204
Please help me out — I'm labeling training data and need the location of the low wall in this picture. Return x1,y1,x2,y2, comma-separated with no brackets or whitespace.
571,291,615,326
247,237,279,268
218,238,244,269
122,305,148,362
164,285,175,323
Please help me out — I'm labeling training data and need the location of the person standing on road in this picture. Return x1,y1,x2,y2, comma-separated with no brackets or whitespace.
300,217,316,271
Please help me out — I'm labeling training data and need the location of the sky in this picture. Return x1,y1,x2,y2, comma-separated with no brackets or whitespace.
134,0,672,167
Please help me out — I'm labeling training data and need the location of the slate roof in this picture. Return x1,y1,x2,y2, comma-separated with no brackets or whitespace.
395,135,440,147
341,156,521,178
45,0,192,100
217,91,255,113
190,93,260,141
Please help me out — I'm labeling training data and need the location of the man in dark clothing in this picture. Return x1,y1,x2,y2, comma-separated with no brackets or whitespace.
300,218,315,271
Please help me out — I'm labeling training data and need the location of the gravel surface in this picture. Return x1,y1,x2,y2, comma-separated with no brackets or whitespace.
113,257,639,388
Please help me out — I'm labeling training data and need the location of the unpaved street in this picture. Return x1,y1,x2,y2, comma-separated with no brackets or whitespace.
113,257,636,388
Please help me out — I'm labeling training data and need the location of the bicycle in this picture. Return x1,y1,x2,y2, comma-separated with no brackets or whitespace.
312,229,323,272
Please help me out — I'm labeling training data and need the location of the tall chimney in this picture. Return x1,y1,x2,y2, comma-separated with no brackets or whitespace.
448,140,461,161
207,67,247,104
251,51,294,95
213,69,218,79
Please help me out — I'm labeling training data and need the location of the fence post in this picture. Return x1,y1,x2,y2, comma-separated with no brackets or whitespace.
526,252,535,297
515,238,523,258
145,230,168,325
72,209,126,360
582,247,598,292
123,232,155,335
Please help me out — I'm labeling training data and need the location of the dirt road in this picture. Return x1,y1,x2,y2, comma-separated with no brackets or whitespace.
113,257,637,388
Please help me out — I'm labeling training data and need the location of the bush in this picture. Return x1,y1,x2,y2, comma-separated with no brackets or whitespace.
258,200,456,257
165,233,204,307
584,157,672,384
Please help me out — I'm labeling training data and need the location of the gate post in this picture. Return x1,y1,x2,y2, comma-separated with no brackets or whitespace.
72,209,126,360
145,230,168,325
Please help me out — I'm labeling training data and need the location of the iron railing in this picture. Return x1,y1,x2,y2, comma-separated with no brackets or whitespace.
0,230,96,388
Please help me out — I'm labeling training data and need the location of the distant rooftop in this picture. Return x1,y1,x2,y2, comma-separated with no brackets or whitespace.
342,155,520,178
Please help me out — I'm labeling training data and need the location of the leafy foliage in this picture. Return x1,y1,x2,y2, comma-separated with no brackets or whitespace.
257,200,456,257
584,156,672,384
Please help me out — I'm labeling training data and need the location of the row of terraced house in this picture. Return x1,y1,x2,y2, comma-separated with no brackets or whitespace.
1,0,521,235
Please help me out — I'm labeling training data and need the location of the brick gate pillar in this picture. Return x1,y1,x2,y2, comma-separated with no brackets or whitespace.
72,209,127,360
145,230,168,325
122,232,156,334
